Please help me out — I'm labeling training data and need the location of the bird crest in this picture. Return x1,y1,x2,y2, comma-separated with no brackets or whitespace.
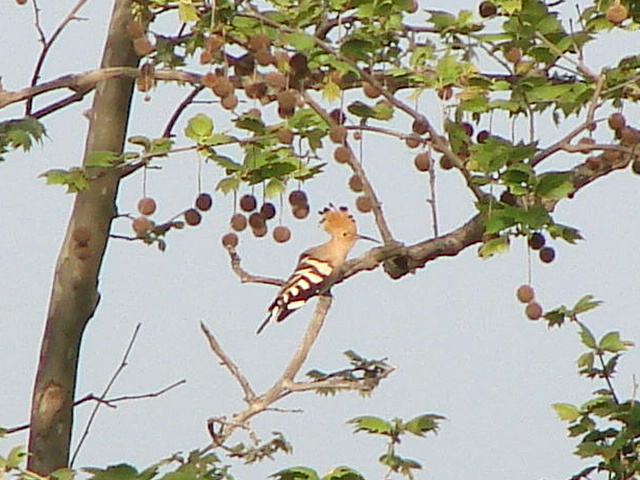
319,204,356,236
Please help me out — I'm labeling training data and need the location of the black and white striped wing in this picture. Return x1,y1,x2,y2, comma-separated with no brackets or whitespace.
257,255,334,333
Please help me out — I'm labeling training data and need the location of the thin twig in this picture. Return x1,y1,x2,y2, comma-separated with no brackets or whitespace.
163,85,206,138
200,322,257,402
427,154,439,237
70,323,142,466
224,245,285,286
26,0,90,115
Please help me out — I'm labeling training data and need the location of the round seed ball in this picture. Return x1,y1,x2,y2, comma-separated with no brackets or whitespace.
334,145,352,164
412,118,429,135
184,208,202,226
528,232,545,250
292,203,310,219
252,223,268,237
222,232,238,248
414,152,431,172
329,126,347,144
525,301,543,320
273,225,291,243
608,112,626,130
288,190,308,206
240,194,257,212
539,246,556,263
248,212,266,229
230,213,247,232
348,174,364,192
356,195,372,213
137,197,157,216
516,284,535,303
195,193,213,211
260,202,276,220
606,3,628,24
132,216,153,236
479,1,497,17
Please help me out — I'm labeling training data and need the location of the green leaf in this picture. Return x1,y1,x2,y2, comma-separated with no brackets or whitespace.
552,403,580,422
574,441,599,458
321,466,364,480
148,138,173,156
322,80,341,102
41,168,89,193
403,414,444,436
86,464,138,480
347,101,376,118
272,467,320,480
51,468,76,480
578,323,597,349
535,172,573,199
85,150,121,168
371,100,394,121
284,32,315,51
212,155,243,171
576,352,594,370
598,331,629,353
215,177,240,194
478,236,509,258
178,0,199,22
184,114,213,142
264,178,285,198
201,134,233,146
348,416,393,435
128,135,151,150
5,445,27,469
235,114,266,134
572,295,601,315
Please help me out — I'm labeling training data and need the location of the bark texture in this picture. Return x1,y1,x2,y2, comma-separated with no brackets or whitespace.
27,0,138,474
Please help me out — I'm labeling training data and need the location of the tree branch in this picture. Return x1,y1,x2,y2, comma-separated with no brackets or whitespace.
201,295,333,452
2,380,185,436
162,85,206,138
70,323,142,466
27,0,90,115
223,244,285,287
200,322,257,402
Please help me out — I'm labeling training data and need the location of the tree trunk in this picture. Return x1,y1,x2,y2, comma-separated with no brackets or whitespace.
27,0,138,474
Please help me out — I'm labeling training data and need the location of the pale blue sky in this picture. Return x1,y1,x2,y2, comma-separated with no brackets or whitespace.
2,2,640,479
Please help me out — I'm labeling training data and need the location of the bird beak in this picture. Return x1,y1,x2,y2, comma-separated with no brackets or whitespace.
357,233,380,243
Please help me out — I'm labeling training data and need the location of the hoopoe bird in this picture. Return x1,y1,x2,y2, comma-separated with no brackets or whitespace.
257,204,377,334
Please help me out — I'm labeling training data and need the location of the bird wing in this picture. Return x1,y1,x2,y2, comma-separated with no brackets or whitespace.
256,253,334,334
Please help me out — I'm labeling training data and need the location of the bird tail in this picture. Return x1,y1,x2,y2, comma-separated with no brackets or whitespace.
256,314,273,334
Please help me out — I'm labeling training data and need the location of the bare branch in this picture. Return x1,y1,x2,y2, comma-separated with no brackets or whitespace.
70,323,142,466
201,296,333,452
0,67,203,111
200,322,257,402
223,244,285,287
27,0,90,115
163,85,206,138
30,86,94,119
275,295,332,385
3,380,185,437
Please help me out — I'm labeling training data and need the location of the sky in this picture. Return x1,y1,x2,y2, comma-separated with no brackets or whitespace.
1,1,640,480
